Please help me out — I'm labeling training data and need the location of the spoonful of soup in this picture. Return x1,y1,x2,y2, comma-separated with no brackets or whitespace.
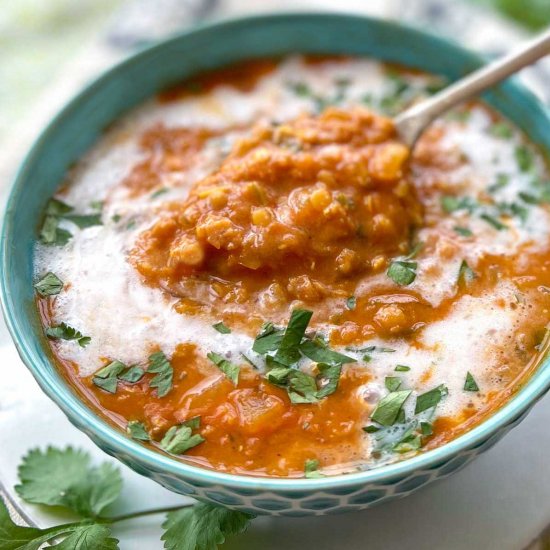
395,27,550,147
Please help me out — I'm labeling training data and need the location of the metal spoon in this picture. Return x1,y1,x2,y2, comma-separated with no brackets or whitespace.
395,27,550,147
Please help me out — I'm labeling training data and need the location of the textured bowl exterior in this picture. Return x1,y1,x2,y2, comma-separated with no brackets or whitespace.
2,13,550,517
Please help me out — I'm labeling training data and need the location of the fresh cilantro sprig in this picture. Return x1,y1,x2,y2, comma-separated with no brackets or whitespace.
4,447,255,549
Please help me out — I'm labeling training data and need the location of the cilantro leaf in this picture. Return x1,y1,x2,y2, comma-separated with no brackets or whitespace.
385,376,402,392
488,173,510,193
453,226,473,237
92,361,126,394
464,371,480,392
415,384,448,414
274,309,313,366
441,195,477,214
395,365,411,372
148,351,174,397
370,390,411,426
286,369,319,404
49,524,119,549
46,198,73,216
207,352,240,385
162,503,254,550
15,447,122,518
480,213,507,230
45,322,90,347
304,459,324,479
212,322,231,334
345,296,356,310
266,367,319,404
298,339,356,366
387,260,417,286
252,322,284,354
0,498,90,550
34,272,64,297
118,366,145,384
420,421,433,436
393,432,422,454
127,421,150,441
63,214,102,229
458,260,476,286
315,363,342,399
363,425,380,433
515,145,534,172
39,215,73,246
160,424,205,455
489,122,513,139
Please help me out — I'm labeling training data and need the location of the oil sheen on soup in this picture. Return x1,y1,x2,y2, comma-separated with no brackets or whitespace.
34,56,550,478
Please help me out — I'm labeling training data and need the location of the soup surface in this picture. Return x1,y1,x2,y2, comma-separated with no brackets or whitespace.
34,56,550,478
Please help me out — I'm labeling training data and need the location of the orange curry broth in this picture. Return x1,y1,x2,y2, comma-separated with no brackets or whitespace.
43,58,550,477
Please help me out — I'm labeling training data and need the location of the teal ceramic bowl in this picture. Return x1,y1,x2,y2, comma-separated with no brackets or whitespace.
2,13,550,517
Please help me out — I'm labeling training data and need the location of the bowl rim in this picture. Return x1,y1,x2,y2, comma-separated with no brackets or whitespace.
2,10,550,492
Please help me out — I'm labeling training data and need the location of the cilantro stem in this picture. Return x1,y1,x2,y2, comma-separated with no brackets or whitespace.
106,504,194,523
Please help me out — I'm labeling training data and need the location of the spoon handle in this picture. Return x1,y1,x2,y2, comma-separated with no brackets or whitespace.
395,27,550,147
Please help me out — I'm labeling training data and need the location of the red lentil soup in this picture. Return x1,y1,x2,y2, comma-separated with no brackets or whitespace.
34,56,550,478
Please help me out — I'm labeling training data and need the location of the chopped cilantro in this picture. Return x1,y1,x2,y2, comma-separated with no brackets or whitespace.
488,173,510,193
151,187,169,199
385,376,402,392
370,390,412,427
346,296,357,310
34,272,64,296
515,145,534,172
458,260,476,286
387,259,417,286
441,195,477,213
212,321,231,334
480,212,507,230
453,226,473,237
118,365,145,383
489,122,513,139
420,421,433,436
160,421,205,455
464,371,480,392
45,322,90,347
395,365,411,372
304,459,324,479
363,425,380,433
63,213,102,229
252,322,284,354
415,384,448,414
274,309,313,366
299,339,356,366
147,351,174,397
92,360,126,393
315,363,342,399
266,367,319,404
45,198,72,216
127,421,150,441
207,352,240,385
519,191,540,205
